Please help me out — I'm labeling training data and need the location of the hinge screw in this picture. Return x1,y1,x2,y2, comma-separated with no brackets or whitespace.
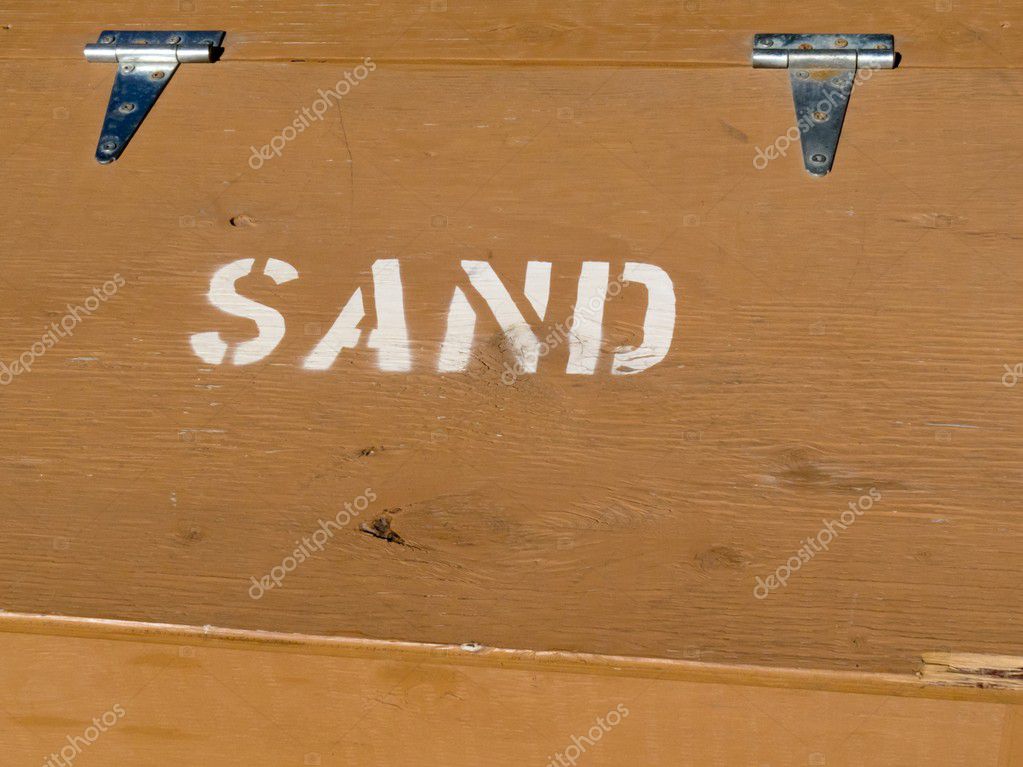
118,102,137,113
151,71,166,80
121,64,135,73
167,34,182,44
100,34,115,44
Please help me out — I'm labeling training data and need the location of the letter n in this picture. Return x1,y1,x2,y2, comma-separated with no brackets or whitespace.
437,261,551,372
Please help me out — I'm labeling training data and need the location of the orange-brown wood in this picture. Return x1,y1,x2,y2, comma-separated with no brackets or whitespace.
1,1,1021,762
1,0,1020,67
0,614,1019,766
2,57,1020,675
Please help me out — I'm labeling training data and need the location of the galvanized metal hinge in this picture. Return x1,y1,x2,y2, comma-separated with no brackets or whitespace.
751,34,896,176
84,30,225,164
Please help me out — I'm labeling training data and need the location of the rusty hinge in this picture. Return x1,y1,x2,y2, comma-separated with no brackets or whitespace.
751,34,896,176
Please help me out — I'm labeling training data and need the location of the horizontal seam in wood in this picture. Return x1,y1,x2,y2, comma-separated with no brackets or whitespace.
1,611,1020,704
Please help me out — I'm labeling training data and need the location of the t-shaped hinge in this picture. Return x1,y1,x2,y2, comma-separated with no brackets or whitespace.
84,30,225,164
751,34,896,176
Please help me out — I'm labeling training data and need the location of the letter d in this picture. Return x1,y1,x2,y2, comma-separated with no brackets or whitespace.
248,146,265,170
248,576,265,600
753,146,770,170
753,576,770,600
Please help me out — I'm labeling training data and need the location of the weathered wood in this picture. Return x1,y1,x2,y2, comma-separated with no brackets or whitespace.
1,56,1021,684
1,0,1020,67
0,614,1018,765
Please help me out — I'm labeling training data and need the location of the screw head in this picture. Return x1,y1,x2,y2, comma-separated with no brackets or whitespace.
121,64,135,73
796,70,809,79
100,140,118,152
167,34,182,44
118,102,136,113
813,110,827,121
834,38,849,48
150,71,166,80
100,34,115,44
811,153,827,163
760,38,774,47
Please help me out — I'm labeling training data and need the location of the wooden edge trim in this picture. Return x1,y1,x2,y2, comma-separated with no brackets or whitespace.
0,611,1020,703
0,55,1016,69
0,53,747,66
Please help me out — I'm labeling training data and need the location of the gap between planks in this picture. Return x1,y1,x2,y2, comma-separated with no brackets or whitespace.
1,53,1022,69
1,611,1020,704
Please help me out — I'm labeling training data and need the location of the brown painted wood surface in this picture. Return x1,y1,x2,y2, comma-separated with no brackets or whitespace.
3,56,1021,674
0,614,1020,766
1,4,1022,759
1,0,1020,67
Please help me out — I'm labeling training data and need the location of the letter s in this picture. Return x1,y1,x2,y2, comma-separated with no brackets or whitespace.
190,258,298,365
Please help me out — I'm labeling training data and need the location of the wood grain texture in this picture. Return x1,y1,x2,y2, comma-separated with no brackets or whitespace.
1,56,1020,683
0,614,1017,766
0,0,1020,67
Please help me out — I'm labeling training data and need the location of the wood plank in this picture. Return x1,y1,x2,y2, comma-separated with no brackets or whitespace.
0,614,1017,765
1,0,1020,67
1,59,1020,679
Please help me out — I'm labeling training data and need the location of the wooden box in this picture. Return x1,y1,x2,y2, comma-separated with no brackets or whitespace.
2,2,1021,764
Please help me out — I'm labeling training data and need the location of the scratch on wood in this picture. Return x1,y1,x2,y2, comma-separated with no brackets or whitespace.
337,102,355,232
920,653,1023,690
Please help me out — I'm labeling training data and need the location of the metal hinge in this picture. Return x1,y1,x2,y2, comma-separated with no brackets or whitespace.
751,34,896,176
84,30,225,164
